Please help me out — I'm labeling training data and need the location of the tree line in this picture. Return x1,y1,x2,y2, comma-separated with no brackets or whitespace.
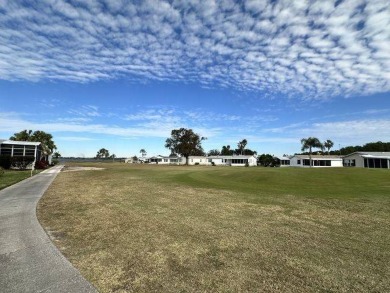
331,141,390,155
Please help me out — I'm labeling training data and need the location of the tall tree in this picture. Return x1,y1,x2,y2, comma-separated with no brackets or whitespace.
237,139,248,155
165,128,206,165
140,149,147,157
221,145,233,156
10,129,57,156
301,137,323,167
323,139,334,155
96,148,110,159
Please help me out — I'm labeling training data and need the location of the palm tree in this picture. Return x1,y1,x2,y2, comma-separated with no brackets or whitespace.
140,149,147,157
237,139,248,155
301,137,323,167
323,139,334,155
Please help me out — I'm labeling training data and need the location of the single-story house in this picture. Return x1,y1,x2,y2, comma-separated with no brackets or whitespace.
138,157,150,163
0,139,43,168
290,155,343,167
207,155,258,167
125,157,151,163
149,155,184,165
343,152,390,169
188,156,209,165
146,155,258,166
276,156,291,167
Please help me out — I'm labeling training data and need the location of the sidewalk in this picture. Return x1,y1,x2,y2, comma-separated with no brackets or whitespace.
0,165,97,292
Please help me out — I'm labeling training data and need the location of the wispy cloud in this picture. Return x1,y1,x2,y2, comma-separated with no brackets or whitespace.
56,136,96,142
0,1,388,99
0,110,221,139
261,118,390,146
68,105,101,117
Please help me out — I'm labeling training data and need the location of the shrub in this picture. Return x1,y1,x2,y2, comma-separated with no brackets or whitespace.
11,156,35,170
0,155,12,169
35,159,48,169
0,167,4,177
211,162,216,166
195,162,200,165
51,159,59,166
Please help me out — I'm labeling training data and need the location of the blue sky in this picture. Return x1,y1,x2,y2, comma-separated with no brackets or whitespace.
0,0,389,157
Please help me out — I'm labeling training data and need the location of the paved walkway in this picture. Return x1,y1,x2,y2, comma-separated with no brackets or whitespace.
0,165,97,292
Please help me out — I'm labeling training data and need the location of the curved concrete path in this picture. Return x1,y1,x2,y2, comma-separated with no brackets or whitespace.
0,165,97,292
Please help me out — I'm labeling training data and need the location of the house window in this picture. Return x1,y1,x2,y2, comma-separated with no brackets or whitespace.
0,145,12,155
297,160,301,164
164,159,168,162
365,158,389,168
25,146,36,156
232,159,248,164
13,145,24,156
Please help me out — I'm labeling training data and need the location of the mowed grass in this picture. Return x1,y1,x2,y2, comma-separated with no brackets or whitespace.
0,169,32,190
38,164,390,292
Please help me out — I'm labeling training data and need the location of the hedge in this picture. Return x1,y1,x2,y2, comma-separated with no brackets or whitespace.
0,155,12,169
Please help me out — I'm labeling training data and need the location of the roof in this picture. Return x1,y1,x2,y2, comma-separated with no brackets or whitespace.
292,155,342,160
0,140,41,146
207,155,256,159
361,154,390,159
150,155,181,159
343,152,390,158
276,156,291,160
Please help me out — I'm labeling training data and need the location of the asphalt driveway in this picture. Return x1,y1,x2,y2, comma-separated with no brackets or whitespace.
0,165,97,292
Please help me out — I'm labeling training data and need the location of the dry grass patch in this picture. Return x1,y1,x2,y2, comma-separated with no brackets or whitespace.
38,164,390,292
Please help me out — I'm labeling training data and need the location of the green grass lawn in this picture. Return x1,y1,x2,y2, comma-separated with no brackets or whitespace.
38,164,390,292
0,169,33,190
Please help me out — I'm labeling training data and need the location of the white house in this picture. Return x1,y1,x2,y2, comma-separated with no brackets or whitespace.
343,152,390,169
188,156,209,165
131,154,258,167
207,155,258,167
290,155,343,167
149,155,184,165
125,156,152,163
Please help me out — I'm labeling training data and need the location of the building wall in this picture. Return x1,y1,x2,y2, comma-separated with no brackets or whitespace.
290,156,343,167
343,153,364,167
290,157,302,167
210,158,226,166
188,157,209,165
